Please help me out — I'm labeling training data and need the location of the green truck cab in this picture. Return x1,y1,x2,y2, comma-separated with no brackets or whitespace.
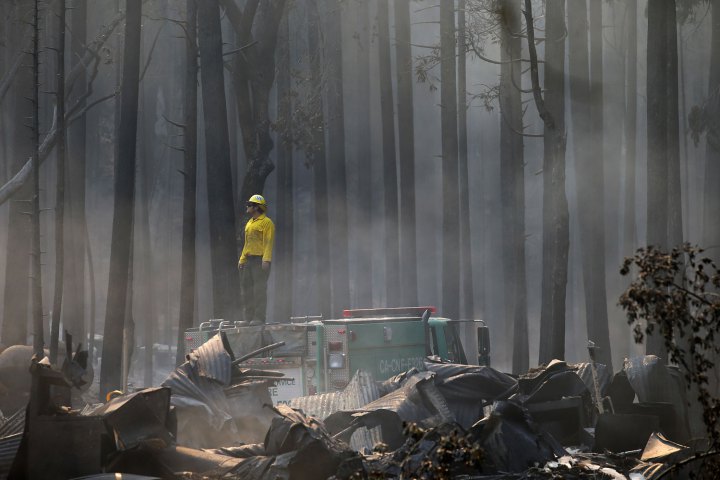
185,307,490,402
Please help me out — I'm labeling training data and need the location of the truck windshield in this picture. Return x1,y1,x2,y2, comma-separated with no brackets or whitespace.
444,326,468,364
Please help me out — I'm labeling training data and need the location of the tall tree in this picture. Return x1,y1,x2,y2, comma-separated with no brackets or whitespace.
525,0,569,365
63,0,88,347
394,0,419,307
498,0,527,373
274,10,293,323
50,0,67,364
30,0,44,356
569,0,613,369
322,0,350,315
352,0,373,308
197,0,239,320
440,0,460,321
220,0,286,232
307,0,331,319
704,0,720,259
458,0,474,320
176,0,198,366
646,0,681,356
2,2,32,347
624,0,638,259
378,0,399,306
100,0,142,396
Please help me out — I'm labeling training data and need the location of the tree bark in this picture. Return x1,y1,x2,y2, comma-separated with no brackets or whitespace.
197,0,239,320
441,0,460,321
569,0,613,370
64,0,88,351
378,0,399,306
308,0,331,319
457,0,474,320
30,0,44,357
100,0,142,397
323,0,350,316
526,0,568,365
352,0,373,308
2,2,32,347
394,0,418,307
274,10,293,324
176,0,198,366
624,0,638,259
704,0,720,261
50,0,67,364
499,0,527,373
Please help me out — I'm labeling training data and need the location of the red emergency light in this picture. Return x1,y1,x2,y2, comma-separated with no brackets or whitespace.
342,306,437,318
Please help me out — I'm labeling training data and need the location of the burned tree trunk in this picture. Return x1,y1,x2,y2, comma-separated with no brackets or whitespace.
499,0,527,373
197,0,239,320
274,11,293,324
378,0,399,306
704,0,720,260
63,0,88,348
2,3,32,347
176,0,198,366
30,0,44,357
569,0,613,370
50,0,67,364
525,0,568,365
308,0,332,319
646,0,680,356
323,0,350,316
394,0,418,307
457,0,474,320
100,0,142,397
624,0,638,259
440,0,460,321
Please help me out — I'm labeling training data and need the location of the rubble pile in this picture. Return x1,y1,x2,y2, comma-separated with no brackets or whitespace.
0,335,711,479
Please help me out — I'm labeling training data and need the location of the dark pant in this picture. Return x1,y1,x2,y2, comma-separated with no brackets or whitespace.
242,256,269,323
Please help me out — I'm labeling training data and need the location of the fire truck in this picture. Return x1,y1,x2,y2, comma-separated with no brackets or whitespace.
184,307,490,405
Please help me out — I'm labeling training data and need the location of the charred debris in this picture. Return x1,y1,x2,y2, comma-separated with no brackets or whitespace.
0,331,709,479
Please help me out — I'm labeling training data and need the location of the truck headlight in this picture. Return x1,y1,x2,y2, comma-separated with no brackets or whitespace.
328,353,345,369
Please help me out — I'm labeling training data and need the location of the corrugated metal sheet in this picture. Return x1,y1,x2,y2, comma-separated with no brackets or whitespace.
0,433,22,479
289,370,383,451
189,332,232,386
0,409,25,439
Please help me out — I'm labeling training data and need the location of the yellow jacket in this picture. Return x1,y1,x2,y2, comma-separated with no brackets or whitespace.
239,214,275,265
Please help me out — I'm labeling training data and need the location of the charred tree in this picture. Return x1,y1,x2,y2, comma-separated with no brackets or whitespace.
394,0,418,307
440,0,460,321
2,2,33,347
525,0,568,365
624,0,638,258
220,0,286,239
569,0,613,370
705,0,720,260
197,0,239,320
323,0,350,316
499,0,527,373
378,0,399,306
458,0,474,320
30,0,44,356
352,0,373,307
100,0,142,397
274,10,293,324
308,0,331,319
176,0,198,366
646,0,681,356
63,0,88,347
139,137,155,385
50,0,67,364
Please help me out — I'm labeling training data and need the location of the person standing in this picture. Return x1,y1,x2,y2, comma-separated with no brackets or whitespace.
238,195,275,325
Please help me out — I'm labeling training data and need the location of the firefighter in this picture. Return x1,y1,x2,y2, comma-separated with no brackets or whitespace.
238,194,275,325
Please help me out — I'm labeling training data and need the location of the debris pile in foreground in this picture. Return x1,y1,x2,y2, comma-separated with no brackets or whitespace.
0,335,713,479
